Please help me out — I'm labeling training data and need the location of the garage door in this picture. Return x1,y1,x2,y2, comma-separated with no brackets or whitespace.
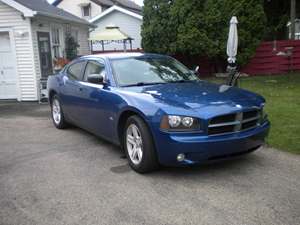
0,31,17,99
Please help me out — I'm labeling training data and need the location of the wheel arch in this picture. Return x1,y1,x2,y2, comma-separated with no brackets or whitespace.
48,89,57,104
117,107,152,147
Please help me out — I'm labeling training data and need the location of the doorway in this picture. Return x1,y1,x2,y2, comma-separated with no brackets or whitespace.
37,32,53,78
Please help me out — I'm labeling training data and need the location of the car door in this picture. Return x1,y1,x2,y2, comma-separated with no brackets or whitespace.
76,60,115,139
60,60,87,123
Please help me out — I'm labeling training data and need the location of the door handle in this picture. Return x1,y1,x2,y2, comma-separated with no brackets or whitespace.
79,87,83,91
0,70,3,75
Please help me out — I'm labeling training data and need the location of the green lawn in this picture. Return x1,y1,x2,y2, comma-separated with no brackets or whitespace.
205,73,300,154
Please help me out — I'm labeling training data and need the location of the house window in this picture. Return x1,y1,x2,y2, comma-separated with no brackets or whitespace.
82,5,90,17
51,27,61,58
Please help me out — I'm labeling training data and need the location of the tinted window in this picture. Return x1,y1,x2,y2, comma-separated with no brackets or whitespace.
67,61,85,80
83,61,105,81
110,56,199,86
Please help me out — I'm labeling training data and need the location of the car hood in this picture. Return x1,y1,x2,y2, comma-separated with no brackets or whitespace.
118,81,265,118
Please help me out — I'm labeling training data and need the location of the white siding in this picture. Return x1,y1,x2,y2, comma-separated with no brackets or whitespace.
31,16,90,80
57,0,102,20
0,2,90,101
0,1,37,101
77,25,90,55
91,10,142,51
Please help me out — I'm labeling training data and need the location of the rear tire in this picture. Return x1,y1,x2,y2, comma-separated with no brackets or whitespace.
51,95,68,129
124,115,159,173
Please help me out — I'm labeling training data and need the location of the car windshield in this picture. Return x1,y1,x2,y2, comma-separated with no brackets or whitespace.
110,56,199,87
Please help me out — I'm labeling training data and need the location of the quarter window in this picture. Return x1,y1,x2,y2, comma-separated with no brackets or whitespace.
83,61,105,81
67,61,85,80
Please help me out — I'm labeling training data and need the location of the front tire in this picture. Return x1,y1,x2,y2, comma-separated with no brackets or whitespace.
124,115,159,173
51,95,68,129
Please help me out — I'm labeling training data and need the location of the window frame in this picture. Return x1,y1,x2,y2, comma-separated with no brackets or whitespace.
66,60,87,81
51,26,63,58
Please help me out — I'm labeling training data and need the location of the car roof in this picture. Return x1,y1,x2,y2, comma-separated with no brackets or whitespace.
80,52,170,60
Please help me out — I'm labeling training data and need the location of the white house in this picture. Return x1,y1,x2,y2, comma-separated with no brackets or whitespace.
90,5,142,51
53,0,142,20
53,0,143,51
0,0,92,101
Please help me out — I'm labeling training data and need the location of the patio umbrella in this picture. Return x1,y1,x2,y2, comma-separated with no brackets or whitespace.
226,16,238,64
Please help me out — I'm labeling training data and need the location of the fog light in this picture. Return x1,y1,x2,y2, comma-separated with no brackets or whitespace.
177,153,185,162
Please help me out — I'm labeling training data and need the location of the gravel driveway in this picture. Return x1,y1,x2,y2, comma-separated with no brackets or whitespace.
0,102,299,225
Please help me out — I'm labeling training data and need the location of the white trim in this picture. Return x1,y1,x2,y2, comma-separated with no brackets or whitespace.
27,18,39,101
89,5,142,23
0,0,36,17
0,27,20,100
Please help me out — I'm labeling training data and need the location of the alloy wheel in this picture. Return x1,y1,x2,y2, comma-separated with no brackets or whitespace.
126,124,143,165
52,99,61,125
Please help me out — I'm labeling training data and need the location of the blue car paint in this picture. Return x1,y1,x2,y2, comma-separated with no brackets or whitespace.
48,53,270,166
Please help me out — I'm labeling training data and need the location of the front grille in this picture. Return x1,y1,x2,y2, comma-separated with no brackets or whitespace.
208,109,261,135
210,114,236,124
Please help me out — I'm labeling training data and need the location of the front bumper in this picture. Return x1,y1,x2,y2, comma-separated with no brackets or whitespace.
153,121,270,166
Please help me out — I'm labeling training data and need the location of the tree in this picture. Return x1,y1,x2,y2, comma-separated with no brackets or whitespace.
141,0,176,54
264,0,290,40
142,0,267,68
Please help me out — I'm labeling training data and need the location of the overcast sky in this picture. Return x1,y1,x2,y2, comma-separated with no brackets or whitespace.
47,0,143,6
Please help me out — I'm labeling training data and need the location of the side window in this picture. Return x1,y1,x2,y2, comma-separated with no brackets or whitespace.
67,61,85,80
83,61,105,82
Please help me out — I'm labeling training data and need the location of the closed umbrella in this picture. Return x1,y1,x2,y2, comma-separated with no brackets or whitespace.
227,16,238,64
226,16,239,86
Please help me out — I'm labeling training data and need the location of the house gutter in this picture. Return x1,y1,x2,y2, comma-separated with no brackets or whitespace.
35,12,96,28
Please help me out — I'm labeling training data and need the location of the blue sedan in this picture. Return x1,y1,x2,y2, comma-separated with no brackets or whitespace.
47,53,270,173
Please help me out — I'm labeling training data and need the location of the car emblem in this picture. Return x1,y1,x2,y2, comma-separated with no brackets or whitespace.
236,104,242,108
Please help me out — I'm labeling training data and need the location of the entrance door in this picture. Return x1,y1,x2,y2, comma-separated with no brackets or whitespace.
37,32,53,78
0,30,17,99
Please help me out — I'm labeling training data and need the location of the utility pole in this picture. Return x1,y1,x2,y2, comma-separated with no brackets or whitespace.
290,0,296,40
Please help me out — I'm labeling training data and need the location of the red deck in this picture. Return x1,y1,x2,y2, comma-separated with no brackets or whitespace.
241,40,300,75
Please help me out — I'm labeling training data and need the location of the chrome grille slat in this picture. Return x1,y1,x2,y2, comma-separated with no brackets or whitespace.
208,110,261,135
208,121,240,128
242,115,260,123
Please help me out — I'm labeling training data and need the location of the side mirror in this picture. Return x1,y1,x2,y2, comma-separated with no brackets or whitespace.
87,74,104,84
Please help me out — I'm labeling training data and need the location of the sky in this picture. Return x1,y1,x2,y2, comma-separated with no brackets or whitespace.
47,0,143,6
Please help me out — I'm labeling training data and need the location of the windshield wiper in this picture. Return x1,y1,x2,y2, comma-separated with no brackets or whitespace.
122,82,166,87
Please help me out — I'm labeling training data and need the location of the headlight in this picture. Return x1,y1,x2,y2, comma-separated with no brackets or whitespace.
160,115,201,131
168,115,182,128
